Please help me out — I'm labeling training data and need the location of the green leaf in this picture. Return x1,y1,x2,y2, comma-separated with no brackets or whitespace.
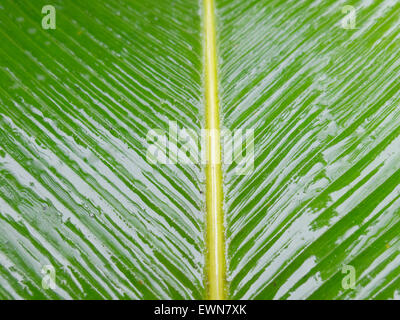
1,0,400,300
0,0,204,299
218,0,400,299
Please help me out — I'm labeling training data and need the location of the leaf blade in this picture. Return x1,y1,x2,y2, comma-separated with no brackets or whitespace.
217,0,400,299
0,0,204,299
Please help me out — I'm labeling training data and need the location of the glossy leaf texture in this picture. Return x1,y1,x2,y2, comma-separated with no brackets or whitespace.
0,0,205,299
217,0,400,299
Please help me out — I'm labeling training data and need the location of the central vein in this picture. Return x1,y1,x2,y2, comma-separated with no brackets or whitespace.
203,0,226,300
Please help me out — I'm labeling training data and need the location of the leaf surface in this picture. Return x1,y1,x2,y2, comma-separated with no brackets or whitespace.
0,0,204,299
1,0,400,300
217,0,400,299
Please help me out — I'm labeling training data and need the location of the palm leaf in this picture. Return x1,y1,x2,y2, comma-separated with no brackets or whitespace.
1,0,400,300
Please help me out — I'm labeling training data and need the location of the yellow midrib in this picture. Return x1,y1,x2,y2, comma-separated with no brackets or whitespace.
203,0,226,300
